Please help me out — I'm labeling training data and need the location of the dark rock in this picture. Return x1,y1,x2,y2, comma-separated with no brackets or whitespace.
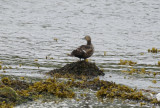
48,61,105,79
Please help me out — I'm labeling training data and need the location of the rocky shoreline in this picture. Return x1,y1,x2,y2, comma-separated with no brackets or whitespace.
0,61,160,107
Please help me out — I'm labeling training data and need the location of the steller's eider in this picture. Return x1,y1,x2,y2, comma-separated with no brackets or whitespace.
70,36,94,60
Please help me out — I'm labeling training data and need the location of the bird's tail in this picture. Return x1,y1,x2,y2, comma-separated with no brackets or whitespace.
67,53,73,56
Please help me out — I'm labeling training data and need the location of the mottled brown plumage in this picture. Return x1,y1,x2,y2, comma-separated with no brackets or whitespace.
71,36,94,60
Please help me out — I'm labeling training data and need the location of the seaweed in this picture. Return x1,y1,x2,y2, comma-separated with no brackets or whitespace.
0,76,75,107
48,61,104,79
148,47,160,53
119,59,137,66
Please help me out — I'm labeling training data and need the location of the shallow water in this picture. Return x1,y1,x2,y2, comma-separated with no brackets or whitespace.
0,0,160,107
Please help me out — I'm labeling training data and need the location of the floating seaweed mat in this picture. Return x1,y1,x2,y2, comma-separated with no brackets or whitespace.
48,61,105,78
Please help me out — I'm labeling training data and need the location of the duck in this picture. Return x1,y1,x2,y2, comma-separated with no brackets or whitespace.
70,35,94,60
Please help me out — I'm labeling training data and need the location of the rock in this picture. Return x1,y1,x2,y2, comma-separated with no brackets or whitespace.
0,86,19,102
156,93,160,101
48,61,104,79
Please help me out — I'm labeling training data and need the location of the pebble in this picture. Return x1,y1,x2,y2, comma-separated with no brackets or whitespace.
156,93,160,101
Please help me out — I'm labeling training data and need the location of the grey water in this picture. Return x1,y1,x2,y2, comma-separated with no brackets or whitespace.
0,0,160,107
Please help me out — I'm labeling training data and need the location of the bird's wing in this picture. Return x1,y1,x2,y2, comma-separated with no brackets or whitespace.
79,45,93,55
71,45,93,58
71,46,85,57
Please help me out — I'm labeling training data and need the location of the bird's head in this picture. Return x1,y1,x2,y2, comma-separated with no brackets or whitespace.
83,35,91,41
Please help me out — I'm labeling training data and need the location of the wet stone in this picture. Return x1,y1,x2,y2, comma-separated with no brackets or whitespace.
48,61,105,79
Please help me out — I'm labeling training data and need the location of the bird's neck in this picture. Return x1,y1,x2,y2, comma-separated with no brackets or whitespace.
87,40,91,45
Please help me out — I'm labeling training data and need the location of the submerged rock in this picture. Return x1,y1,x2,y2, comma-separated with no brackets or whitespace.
48,61,104,78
